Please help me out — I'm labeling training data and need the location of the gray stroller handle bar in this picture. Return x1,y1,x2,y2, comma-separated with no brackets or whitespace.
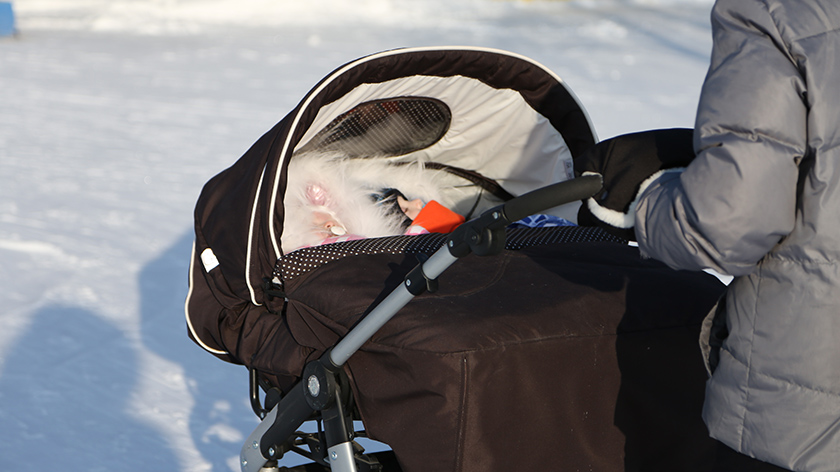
241,175,603,472
503,173,602,224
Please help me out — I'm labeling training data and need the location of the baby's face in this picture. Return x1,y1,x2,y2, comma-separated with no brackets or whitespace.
397,196,424,220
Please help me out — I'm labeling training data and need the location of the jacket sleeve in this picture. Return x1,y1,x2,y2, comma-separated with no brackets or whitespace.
635,0,807,276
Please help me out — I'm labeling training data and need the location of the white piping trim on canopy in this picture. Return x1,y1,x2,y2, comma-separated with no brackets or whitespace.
248,46,597,301
245,170,266,305
185,241,230,356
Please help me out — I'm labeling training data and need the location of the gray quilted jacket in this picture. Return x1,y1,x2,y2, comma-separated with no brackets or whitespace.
634,0,840,470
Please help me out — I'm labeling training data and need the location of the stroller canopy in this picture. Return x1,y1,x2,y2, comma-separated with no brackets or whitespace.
191,46,597,312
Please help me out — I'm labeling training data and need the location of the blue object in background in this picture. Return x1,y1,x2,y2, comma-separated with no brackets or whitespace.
0,2,16,37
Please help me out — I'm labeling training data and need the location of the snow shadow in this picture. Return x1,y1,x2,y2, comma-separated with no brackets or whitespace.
0,305,180,472
138,231,257,472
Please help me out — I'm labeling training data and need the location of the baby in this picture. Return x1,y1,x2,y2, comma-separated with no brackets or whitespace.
282,151,455,252
282,151,573,253
312,189,466,246
300,186,575,251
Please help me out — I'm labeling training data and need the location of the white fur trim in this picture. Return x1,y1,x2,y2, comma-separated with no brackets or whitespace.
587,197,635,228
586,167,684,229
282,151,452,252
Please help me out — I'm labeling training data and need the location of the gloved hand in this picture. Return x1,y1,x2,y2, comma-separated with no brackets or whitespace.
574,128,695,241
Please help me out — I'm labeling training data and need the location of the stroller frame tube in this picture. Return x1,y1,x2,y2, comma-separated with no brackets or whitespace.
240,175,603,472
326,442,357,472
330,248,458,366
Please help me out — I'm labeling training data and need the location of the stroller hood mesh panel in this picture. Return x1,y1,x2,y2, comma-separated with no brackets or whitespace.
295,97,452,158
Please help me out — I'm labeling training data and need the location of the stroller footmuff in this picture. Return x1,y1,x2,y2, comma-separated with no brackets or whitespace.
185,47,725,471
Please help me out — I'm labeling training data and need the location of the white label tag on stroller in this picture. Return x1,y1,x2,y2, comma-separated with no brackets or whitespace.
200,248,220,272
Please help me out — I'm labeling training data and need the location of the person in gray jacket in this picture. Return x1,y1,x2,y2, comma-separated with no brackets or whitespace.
577,0,840,470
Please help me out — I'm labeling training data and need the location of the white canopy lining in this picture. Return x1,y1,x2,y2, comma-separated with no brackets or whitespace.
275,75,581,250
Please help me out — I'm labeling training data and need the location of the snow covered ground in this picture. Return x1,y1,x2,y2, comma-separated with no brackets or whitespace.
0,1,714,470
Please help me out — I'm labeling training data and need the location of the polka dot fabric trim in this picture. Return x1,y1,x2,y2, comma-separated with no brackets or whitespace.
273,226,625,285
503,226,624,250
275,233,447,282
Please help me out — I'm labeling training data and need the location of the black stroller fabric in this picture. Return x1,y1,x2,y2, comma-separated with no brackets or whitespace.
185,47,725,471
276,236,723,471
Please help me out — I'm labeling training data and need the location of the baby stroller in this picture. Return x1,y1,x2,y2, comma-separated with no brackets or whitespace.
185,47,725,471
